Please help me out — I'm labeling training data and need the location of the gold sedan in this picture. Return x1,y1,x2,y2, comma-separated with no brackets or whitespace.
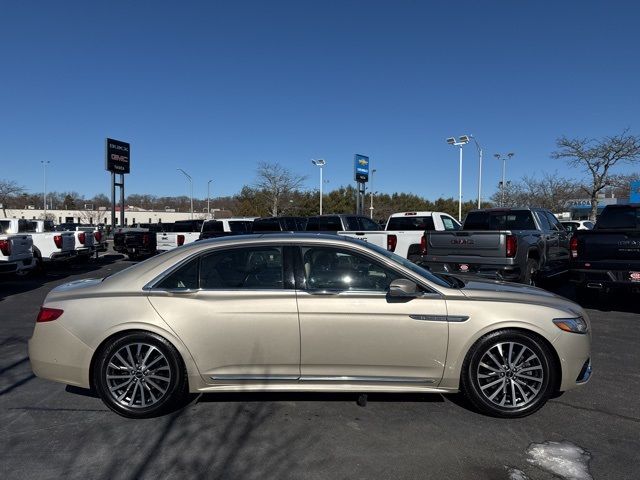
29,234,591,418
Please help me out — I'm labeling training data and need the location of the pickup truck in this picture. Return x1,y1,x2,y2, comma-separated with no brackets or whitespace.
419,208,569,284
199,217,257,240
56,223,96,261
27,220,76,267
156,220,204,252
113,225,160,260
252,216,308,232
569,204,640,295
0,219,35,276
306,212,461,260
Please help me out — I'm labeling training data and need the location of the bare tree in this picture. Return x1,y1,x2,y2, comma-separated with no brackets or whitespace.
552,130,640,220
0,179,25,217
254,162,307,216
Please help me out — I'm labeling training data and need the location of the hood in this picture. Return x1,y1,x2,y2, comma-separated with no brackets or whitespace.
459,277,582,315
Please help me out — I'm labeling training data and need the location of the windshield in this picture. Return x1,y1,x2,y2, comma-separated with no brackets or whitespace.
362,241,459,289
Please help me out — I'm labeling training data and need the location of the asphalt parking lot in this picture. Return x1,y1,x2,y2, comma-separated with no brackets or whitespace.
1,254,639,480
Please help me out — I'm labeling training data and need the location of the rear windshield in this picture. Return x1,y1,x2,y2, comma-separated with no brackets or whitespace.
595,206,640,229
387,216,435,231
229,221,253,233
202,221,224,233
464,211,536,230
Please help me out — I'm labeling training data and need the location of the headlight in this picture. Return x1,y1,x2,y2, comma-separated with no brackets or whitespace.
553,317,588,334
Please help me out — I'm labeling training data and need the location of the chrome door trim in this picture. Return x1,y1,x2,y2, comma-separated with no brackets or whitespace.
299,375,435,384
210,374,300,381
409,314,469,322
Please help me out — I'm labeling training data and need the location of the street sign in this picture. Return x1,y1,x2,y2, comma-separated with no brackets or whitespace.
105,138,130,174
354,154,369,182
631,180,640,203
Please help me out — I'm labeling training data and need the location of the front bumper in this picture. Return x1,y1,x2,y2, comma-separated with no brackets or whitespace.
552,330,592,391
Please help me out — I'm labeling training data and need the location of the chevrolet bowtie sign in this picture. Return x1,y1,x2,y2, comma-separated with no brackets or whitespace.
105,138,131,174
354,154,369,182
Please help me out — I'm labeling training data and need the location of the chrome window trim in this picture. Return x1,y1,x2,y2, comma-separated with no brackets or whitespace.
210,374,300,381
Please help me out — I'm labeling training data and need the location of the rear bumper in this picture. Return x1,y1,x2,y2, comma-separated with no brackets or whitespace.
47,250,76,262
0,257,34,274
29,321,93,389
417,258,523,282
569,268,640,290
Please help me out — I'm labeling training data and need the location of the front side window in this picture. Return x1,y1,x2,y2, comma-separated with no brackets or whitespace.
301,246,401,292
155,257,200,290
357,216,381,231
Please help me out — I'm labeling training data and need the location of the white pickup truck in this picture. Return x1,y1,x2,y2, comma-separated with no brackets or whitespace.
2,219,75,271
307,212,461,260
199,217,257,240
156,219,204,253
0,219,35,276
55,223,96,261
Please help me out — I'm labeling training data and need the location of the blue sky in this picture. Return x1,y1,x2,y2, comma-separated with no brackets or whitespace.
1,1,639,203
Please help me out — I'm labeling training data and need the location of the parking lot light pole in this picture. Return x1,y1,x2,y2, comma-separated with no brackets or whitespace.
311,159,326,215
446,135,470,222
41,160,50,219
369,168,377,218
469,135,483,209
177,168,193,219
207,179,213,218
494,152,515,207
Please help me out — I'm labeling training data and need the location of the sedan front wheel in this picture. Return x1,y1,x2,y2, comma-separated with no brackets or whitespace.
461,330,556,418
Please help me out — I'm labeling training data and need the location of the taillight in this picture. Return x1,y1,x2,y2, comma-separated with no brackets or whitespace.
570,236,578,259
94,231,102,242
177,234,185,246
387,234,397,252
420,235,427,255
0,239,10,256
36,307,64,323
143,233,150,245
53,235,63,248
78,232,86,245
506,235,517,258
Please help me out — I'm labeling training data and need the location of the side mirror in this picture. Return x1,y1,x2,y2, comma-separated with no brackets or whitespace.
389,279,418,297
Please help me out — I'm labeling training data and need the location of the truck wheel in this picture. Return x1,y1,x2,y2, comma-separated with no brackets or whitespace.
522,258,539,286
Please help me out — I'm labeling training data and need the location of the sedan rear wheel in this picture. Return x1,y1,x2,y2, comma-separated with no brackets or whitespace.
94,332,187,418
461,330,555,418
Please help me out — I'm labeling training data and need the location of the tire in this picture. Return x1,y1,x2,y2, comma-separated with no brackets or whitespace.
522,258,539,286
93,332,188,418
460,330,556,418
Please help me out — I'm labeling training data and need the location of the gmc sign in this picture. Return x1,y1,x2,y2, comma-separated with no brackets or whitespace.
105,138,130,174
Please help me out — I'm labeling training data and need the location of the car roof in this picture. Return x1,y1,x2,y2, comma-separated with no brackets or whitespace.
388,212,436,217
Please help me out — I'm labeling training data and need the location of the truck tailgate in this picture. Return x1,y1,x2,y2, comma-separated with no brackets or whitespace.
427,231,508,258
8,235,33,260
157,233,179,251
577,230,640,262
338,231,388,249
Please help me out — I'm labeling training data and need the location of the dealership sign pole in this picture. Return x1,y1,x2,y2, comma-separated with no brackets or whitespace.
354,154,369,215
105,138,131,228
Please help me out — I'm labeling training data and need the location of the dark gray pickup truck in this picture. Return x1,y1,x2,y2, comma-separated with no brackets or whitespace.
418,208,569,284
569,204,640,295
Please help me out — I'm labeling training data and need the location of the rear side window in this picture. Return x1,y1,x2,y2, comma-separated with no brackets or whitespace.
357,216,380,230
387,216,435,231
0,220,10,234
200,246,283,289
305,217,320,231
464,211,536,230
441,217,460,231
229,221,253,233
345,216,360,230
584,221,594,229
